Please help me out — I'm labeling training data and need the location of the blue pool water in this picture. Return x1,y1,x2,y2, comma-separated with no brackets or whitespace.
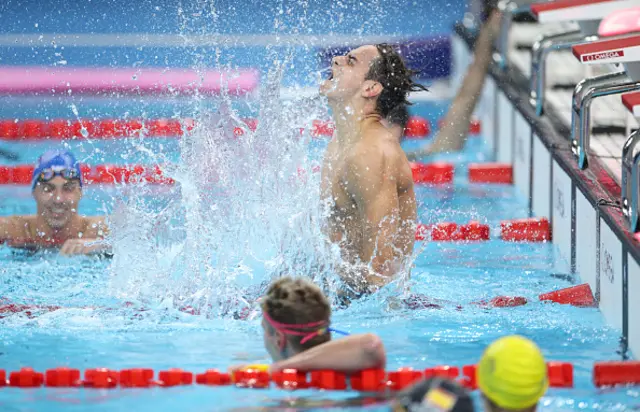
0,0,637,410
0,109,635,410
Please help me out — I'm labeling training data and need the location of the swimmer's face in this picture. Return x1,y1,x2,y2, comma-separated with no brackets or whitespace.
33,176,82,230
320,45,382,102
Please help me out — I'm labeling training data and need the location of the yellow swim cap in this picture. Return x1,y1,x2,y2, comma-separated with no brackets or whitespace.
231,364,270,382
243,364,270,372
477,335,548,410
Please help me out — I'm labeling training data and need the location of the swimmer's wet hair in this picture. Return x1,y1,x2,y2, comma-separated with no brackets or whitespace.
387,103,410,129
261,276,331,351
366,43,428,118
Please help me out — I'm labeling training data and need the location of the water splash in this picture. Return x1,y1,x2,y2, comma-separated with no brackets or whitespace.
100,0,417,317
106,51,346,317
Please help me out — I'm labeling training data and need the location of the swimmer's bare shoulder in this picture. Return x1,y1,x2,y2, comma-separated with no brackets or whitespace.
0,216,32,239
350,123,403,177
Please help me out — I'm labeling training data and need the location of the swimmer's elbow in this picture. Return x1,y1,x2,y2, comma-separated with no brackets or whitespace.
360,333,386,369
0,217,15,240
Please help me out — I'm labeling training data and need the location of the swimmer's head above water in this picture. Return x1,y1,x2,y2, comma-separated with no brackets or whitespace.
477,335,548,412
31,150,84,231
320,44,427,120
260,276,348,361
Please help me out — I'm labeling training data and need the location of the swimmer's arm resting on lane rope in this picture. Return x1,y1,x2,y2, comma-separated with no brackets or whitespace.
59,217,112,256
270,333,386,374
346,152,399,289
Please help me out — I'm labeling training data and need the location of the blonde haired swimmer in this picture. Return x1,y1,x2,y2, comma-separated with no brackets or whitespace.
230,276,387,374
477,335,549,412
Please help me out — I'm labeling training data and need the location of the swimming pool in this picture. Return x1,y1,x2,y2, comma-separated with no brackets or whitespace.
0,103,634,410
0,0,636,410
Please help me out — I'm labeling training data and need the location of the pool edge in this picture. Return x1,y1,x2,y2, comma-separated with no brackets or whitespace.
453,23,638,360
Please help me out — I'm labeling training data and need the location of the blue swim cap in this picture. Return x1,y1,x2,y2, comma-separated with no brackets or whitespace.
31,149,83,189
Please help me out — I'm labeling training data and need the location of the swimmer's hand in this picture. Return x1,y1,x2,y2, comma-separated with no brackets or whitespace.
60,238,111,256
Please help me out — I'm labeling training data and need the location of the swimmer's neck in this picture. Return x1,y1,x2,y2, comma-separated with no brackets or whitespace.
329,103,382,146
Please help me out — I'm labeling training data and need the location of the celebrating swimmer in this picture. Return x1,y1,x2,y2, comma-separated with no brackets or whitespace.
0,149,110,255
319,44,427,293
232,277,386,373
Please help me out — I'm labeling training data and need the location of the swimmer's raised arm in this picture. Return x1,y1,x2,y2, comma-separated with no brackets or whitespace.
346,151,399,287
406,10,501,159
269,333,386,373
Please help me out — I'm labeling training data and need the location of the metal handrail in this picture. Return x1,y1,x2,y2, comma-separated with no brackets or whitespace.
570,71,629,155
572,71,628,112
494,0,534,70
622,129,640,232
529,30,593,116
570,77,639,170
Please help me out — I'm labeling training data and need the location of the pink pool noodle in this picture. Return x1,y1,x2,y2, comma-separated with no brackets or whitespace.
0,66,259,96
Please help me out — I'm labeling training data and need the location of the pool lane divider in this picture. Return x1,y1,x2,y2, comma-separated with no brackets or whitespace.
467,163,513,184
411,163,514,185
0,164,174,185
2,360,639,390
539,283,596,307
1,160,500,187
415,218,551,242
0,283,594,322
0,117,483,141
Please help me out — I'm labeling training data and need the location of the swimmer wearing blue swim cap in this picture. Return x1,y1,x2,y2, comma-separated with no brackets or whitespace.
0,149,110,256
229,276,387,374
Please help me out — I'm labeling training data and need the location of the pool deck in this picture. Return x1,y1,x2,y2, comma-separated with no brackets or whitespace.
507,21,638,184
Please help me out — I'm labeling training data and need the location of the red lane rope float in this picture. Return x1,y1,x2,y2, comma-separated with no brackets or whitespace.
548,362,574,388
410,162,454,184
415,221,490,241
0,361,581,391
0,116,439,140
468,163,513,184
539,283,596,307
0,117,335,140
594,361,640,387
404,117,431,139
0,164,174,185
501,218,551,242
